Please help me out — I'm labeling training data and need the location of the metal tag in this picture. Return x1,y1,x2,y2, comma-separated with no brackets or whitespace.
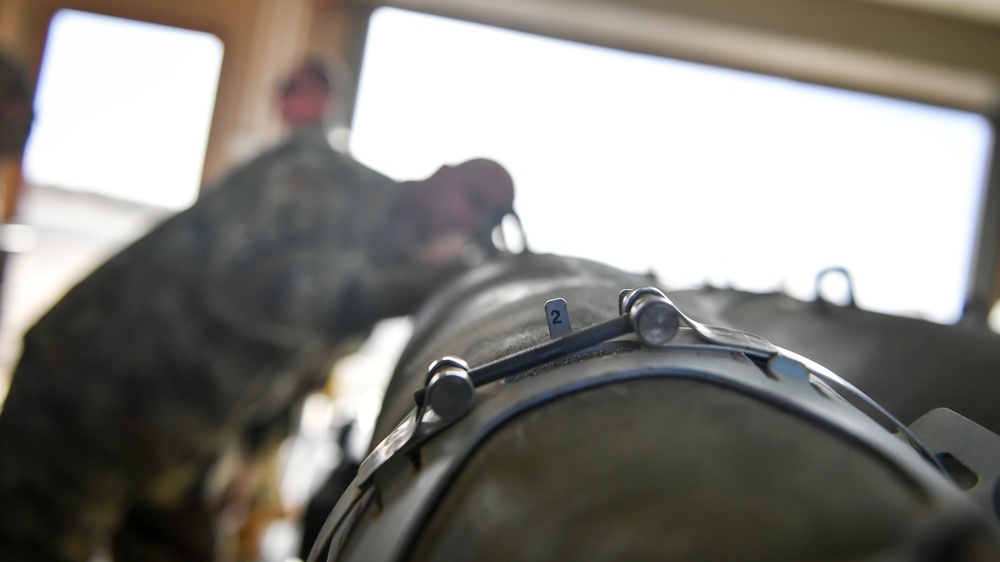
545,298,572,338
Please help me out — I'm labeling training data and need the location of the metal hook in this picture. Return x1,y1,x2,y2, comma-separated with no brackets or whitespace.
815,266,856,308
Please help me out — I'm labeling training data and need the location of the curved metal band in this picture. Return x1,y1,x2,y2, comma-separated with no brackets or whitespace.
312,342,961,562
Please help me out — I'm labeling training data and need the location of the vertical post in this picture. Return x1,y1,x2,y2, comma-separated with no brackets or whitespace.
963,111,1000,328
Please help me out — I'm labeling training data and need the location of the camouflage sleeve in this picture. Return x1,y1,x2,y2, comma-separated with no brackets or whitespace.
0,129,447,562
197,132,432,348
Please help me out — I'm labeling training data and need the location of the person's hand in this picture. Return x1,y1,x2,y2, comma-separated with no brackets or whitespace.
418,231,475,273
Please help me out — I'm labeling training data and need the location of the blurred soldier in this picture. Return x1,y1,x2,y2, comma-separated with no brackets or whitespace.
0,54,515,561
276,57,337,132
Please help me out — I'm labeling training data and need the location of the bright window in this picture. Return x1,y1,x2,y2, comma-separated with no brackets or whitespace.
23,9,224,209
350,7,991,324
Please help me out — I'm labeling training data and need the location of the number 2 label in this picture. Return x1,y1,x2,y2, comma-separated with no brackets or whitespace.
544,298,571,338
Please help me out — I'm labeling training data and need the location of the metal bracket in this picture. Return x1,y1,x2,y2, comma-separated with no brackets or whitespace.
619,287,778,356
357,285,947,487
359,286,777,485
908,408,1000,520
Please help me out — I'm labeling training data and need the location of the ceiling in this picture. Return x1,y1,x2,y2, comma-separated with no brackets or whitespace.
358,0,1000,114
864,0,1000,25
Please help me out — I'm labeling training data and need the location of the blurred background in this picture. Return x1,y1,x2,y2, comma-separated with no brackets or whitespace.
1,0,999,559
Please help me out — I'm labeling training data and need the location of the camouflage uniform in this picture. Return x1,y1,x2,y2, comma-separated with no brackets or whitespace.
0,126,445,561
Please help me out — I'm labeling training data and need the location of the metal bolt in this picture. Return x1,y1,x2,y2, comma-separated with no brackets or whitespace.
425,356,475,421
622,287,680,346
